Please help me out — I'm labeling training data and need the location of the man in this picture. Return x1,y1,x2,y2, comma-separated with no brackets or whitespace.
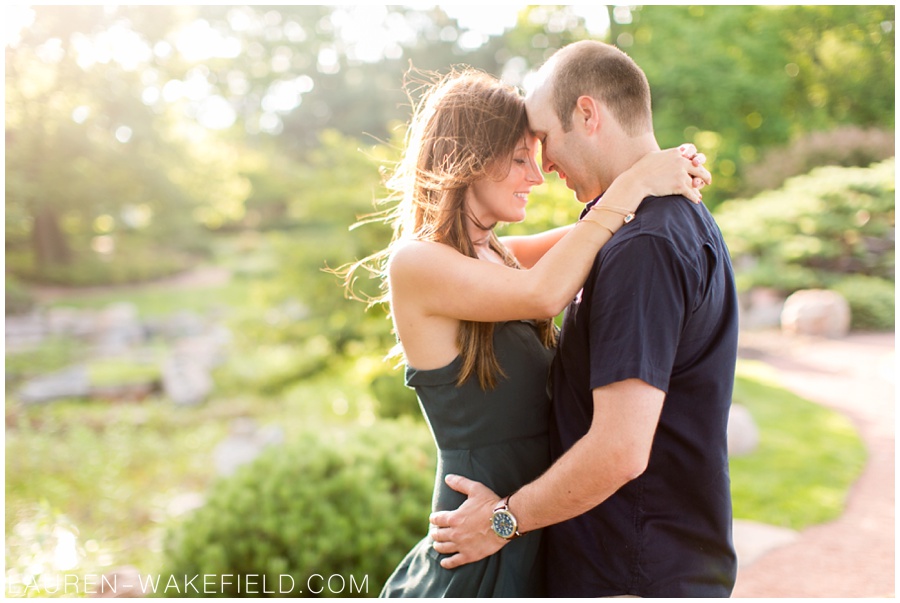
429,40,739,597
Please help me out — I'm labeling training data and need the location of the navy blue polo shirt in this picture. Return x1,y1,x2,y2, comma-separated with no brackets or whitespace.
545,195,739,597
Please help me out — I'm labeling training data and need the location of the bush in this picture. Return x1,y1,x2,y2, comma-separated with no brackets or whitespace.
5,273,35,315
370,372,420,420
6,238,196,287
716,159,895,320
158,420,435,598
831,275,895,331
740,126,895,198
213,337,333,396
366,358,420,420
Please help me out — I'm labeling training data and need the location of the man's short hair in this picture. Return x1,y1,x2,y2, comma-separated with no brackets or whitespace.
548,41,652,136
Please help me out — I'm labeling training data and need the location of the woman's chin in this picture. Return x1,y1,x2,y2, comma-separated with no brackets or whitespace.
508,209,528,223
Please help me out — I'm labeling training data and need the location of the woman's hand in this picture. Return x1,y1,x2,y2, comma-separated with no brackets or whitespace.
614,144,711,206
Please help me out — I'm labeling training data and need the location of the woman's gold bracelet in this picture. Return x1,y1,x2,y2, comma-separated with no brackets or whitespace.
579,217,616,236
581,205,636,236
590,205,636,223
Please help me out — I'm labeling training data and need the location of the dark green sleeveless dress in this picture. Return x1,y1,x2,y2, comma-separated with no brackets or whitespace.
380,320,554,598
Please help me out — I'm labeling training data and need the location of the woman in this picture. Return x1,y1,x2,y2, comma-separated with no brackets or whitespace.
347,69,708,597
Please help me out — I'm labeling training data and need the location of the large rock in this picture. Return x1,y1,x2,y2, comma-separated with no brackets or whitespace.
739,287,787,330
728,403,760,457
213,418,284,476
780,289,851,338
46,306,94,338
161,356,212,406
92,303,145,354
5,312,46,352
17,365,91,404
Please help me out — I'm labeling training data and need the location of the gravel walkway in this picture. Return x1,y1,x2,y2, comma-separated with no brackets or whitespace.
732,329,895,598
29,266,232,303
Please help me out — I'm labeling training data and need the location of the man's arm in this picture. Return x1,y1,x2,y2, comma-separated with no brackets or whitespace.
430,378,665,569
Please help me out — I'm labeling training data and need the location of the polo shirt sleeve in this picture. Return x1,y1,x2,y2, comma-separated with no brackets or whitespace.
588,234,693,393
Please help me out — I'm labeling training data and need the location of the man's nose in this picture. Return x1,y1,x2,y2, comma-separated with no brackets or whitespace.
540,147,554,174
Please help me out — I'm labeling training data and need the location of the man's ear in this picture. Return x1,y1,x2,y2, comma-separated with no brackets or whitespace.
574,95,601,133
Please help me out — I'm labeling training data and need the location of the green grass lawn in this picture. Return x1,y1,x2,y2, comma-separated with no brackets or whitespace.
729,360,867,530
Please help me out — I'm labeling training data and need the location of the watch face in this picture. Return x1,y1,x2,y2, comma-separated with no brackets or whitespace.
491,510,516,539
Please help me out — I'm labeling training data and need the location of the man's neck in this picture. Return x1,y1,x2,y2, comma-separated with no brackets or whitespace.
605,133,660,186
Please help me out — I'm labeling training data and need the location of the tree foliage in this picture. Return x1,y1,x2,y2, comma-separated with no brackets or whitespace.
613,5,894,205
5,4,894,333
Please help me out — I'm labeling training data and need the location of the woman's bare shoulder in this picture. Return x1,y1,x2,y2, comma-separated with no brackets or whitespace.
389,239,458,273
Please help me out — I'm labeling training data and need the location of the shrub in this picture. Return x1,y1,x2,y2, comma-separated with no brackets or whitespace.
831,275,895,331
213,337,333,396
366,358,420,421
740,126,895,198
5,273,35,315
157,419,435,598
370,372,420,420
716,159,895,331
6,238,196,287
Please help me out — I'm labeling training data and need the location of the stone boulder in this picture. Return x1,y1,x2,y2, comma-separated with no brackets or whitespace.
780,289,851,338
17,365,91,404
739,287,787,330
728,403,760,457
213,418,284,476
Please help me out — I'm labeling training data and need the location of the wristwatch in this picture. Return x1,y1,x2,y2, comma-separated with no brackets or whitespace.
491,495,526,540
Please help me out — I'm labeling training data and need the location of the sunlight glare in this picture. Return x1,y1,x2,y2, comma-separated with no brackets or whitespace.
440,4,523,37
104,22,152,71
175,19,241,62
68,22,152,71
115,126,133,143
53,528,79,572
572,5,611,37
262,75,314,113
196,95,237,130
5,5,35,47
71,106,90,124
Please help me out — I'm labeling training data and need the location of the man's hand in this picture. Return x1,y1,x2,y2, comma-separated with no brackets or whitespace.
428,474,507,569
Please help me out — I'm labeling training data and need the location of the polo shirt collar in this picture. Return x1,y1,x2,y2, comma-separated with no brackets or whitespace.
579,194,604,220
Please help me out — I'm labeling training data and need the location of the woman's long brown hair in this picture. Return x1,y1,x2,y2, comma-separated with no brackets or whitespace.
345,68,557,390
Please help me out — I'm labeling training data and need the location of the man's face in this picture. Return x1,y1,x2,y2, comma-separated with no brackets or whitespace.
525,85,600,203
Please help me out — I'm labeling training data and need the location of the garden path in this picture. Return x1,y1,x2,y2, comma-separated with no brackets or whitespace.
732,329,895,598
28,266,231,303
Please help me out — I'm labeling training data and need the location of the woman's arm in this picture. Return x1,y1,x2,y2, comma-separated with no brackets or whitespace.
500,225,574,269
389,147,708,323
500,145,708,270
389,217,612,324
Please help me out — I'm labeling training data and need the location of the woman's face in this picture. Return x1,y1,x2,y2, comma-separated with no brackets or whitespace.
466,134,544,228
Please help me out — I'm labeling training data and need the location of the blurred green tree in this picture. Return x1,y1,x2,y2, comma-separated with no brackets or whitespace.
606,5,894,207
5,6,249,281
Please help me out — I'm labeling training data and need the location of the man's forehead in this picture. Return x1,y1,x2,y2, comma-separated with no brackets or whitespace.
524,86,554,129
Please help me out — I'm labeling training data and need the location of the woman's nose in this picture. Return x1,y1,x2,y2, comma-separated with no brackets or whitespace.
527,160,544,184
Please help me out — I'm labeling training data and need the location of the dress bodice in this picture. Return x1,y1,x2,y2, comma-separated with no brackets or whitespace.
407,320,554,450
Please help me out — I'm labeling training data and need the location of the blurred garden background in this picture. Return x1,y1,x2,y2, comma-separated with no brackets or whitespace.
4,4,894,598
